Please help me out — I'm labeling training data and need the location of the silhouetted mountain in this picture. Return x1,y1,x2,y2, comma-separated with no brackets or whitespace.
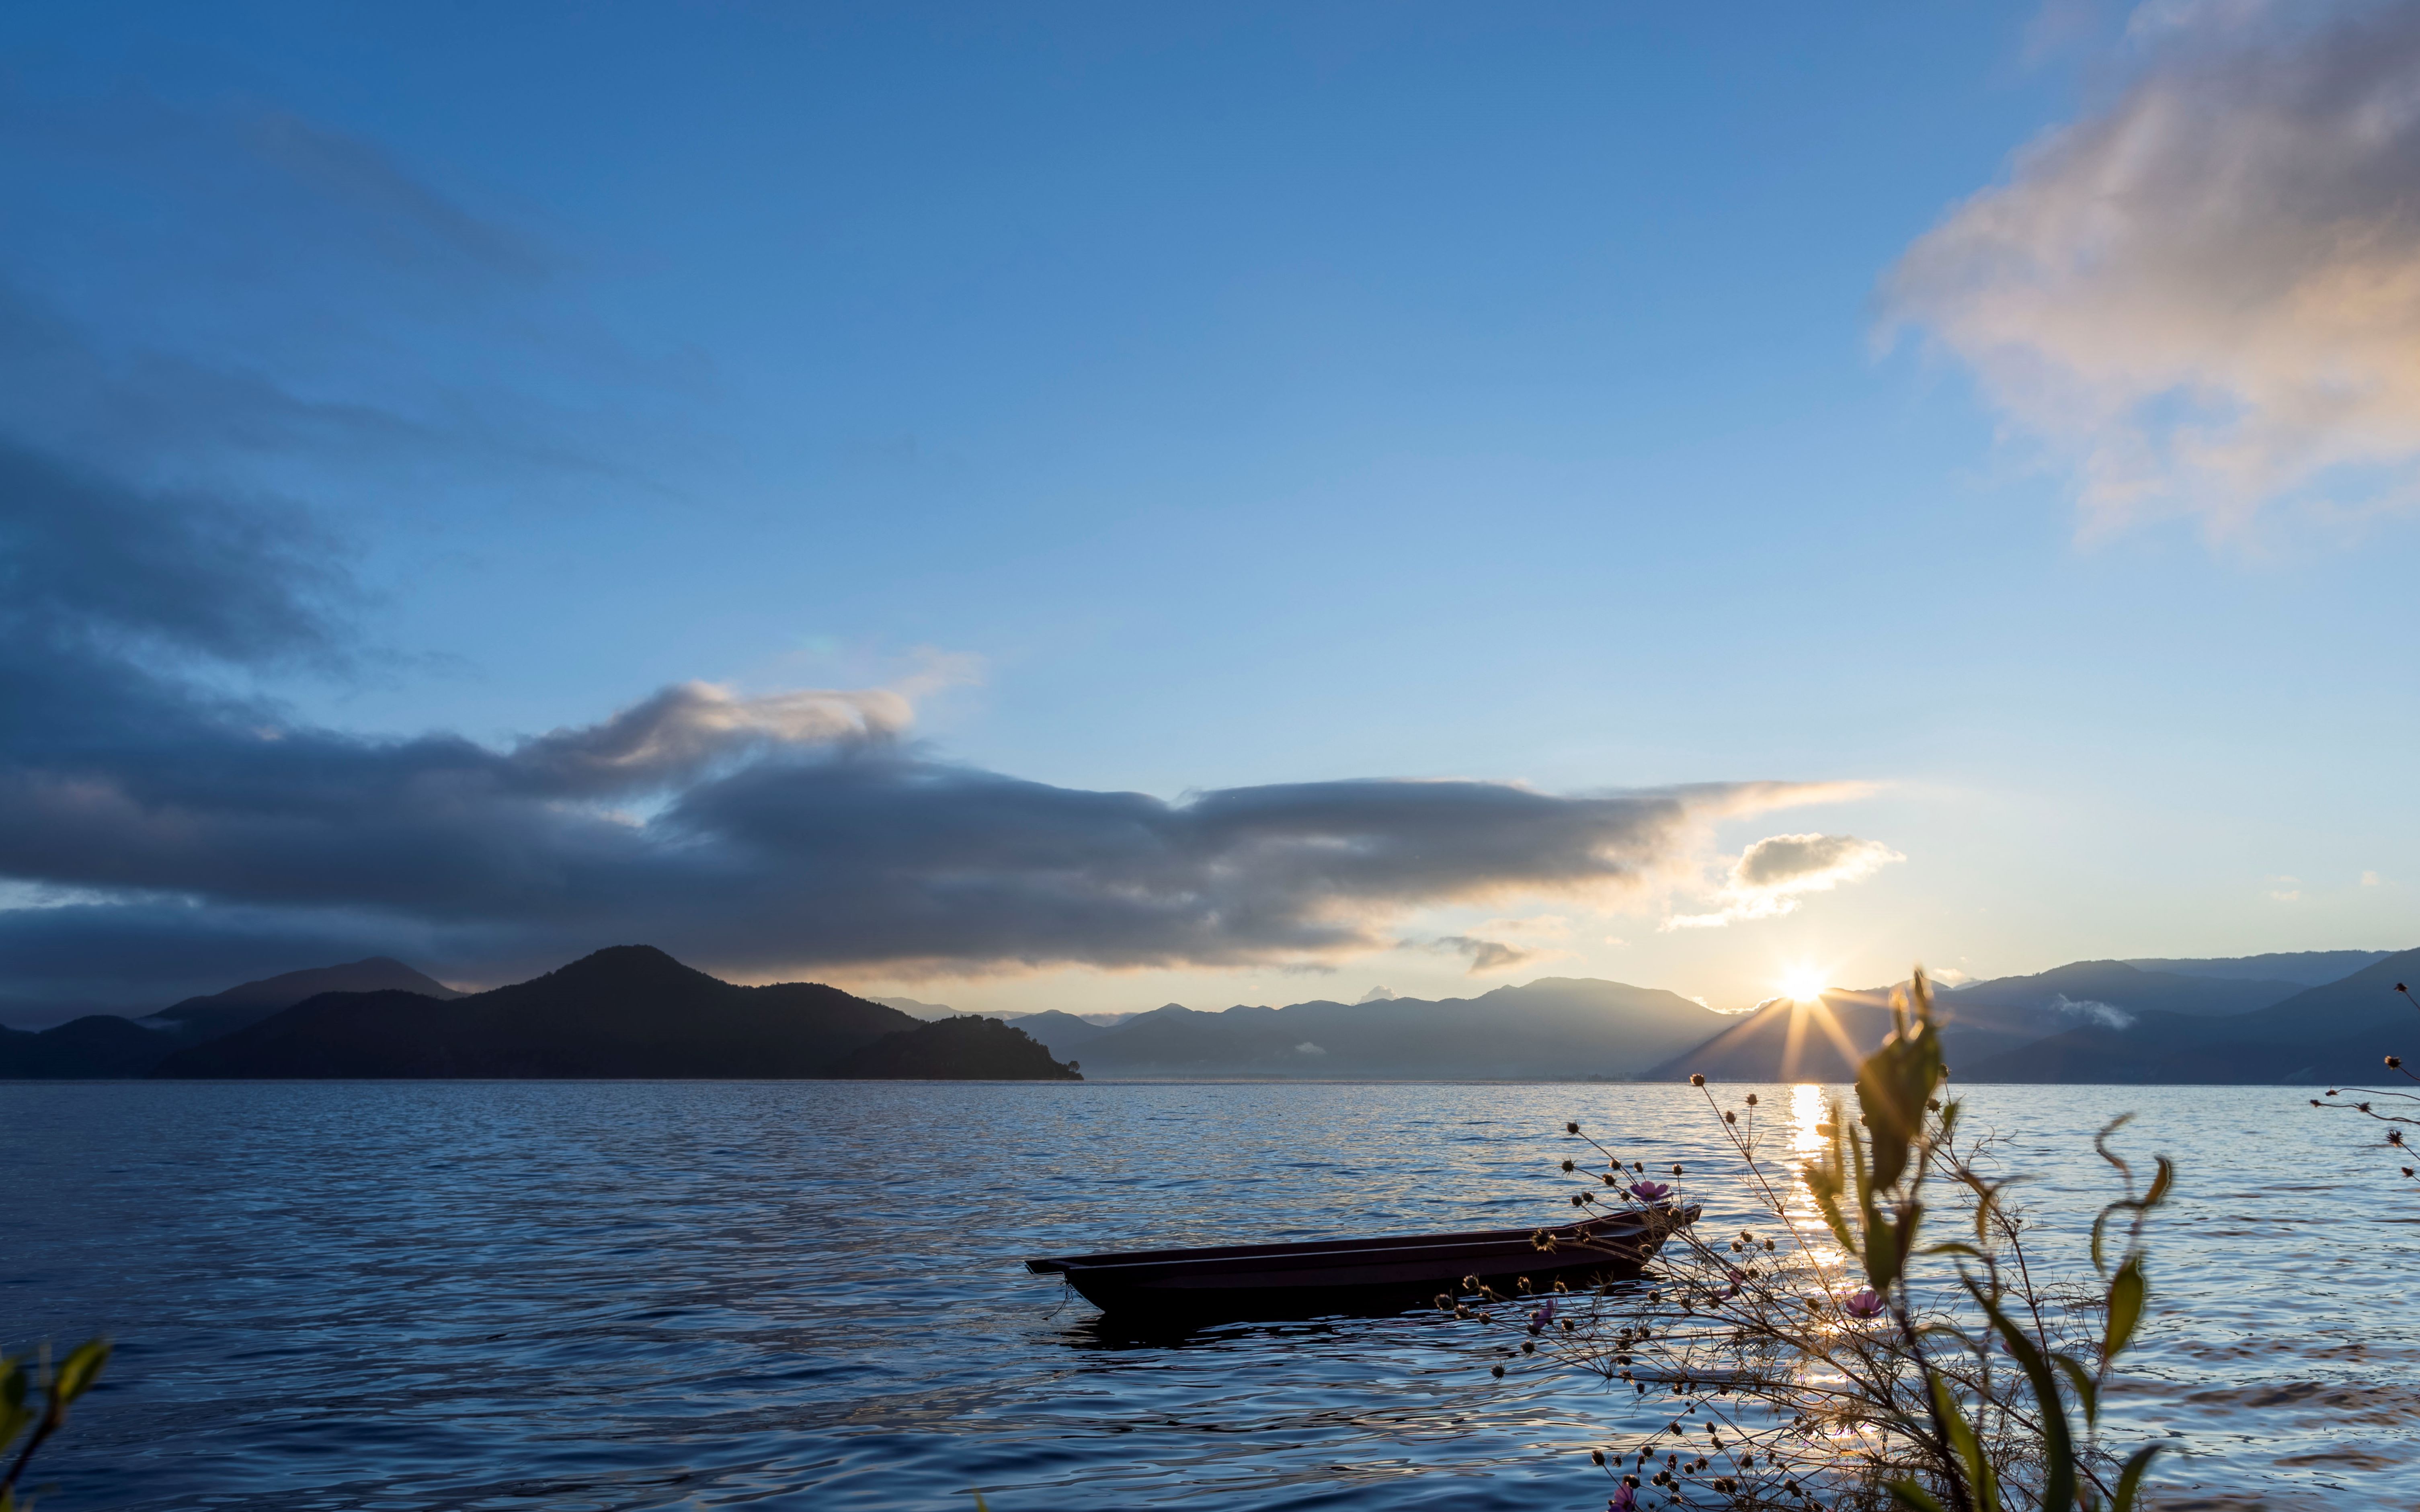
1942,960,2303,1019
1071,977,1728,1079
1,955,463,1079
2123,950,2394,985
0,1014,178,1078
873,996,961,1022
150,945,1080,1080
150,957,463,1041
1964,947,2420,1084
1005,1010,1118,1055
835,1016,1081,1079
1647,959,2330,1084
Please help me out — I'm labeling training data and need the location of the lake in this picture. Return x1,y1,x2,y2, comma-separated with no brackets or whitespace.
4,1081,2411,1510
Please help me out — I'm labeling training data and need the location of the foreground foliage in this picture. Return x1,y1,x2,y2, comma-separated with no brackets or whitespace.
1,1338,109,1512
1466,971,2171,1511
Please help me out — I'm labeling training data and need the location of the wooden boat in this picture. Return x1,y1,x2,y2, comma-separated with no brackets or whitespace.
1027,1203,1694,1321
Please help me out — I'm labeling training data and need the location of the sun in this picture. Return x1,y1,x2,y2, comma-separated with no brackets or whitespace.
1780,968,1827,1002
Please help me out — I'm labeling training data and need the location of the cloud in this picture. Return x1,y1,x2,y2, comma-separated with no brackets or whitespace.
1356,985,1398,1003
1665,832,1905,929
1417,936,1539,974
0,432,1859,1006
0,90,1878,1012
1886,0,2420,537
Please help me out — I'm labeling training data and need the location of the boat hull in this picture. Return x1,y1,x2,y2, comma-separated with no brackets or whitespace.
1027,1206,1691,1321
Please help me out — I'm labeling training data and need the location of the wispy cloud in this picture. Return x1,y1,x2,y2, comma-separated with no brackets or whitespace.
1664,832,1904,929
1886,0,2420,539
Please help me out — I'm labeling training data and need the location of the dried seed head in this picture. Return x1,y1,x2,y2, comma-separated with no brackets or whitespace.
1690,1074,1706,1087
1723,1111,1737,1124
1745,1092,1759,1105
1566,1121,1581,1134
1561,1158,1577,1172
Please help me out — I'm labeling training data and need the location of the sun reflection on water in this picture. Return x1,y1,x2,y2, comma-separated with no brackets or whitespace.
1791,1082,1826,1156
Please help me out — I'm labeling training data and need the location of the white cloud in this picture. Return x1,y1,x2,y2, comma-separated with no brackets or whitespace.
2363,869,2384,886
1886,0,2420,539
1664,833,1905,930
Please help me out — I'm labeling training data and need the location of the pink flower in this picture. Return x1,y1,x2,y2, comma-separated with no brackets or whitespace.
1845,1287,1886,1319
1609,1485,1637,1512
1630,1179,1672,1201
1529,1298,1557,1331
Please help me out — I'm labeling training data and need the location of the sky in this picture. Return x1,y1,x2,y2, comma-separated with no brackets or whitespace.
3,0,2418,1024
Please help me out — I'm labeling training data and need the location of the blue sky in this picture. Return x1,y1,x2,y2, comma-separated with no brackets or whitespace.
3,0,2416,1021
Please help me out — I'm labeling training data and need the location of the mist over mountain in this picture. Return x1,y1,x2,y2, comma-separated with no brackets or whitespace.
1649,952,2418,1086
0,956,463,1079
1963,949,2420,1084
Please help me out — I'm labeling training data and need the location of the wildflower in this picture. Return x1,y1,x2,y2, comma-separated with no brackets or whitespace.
1844,1287,1886,1319
1631,1179,1672,1201
1530,1298,1556,1328
1609,1486,1635,1512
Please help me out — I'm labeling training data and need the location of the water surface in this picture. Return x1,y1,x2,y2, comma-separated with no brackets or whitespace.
5,1082,2410,1510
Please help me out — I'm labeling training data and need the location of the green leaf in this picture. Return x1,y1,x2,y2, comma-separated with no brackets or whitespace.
1981,1294,2077,1512
0,1404,29,1456
2111,1443,2162,1512
2104,1256,2147,1361
2053,1353,2099,1428
1928,1370,2001,1512
1857,974,1944,1192
49,1339,109,1407
1887,1480,1950,1512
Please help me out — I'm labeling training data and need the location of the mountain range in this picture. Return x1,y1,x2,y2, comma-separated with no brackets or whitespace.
962,950,2414,1084
3,948,1077,1080
6,945,2411,1084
